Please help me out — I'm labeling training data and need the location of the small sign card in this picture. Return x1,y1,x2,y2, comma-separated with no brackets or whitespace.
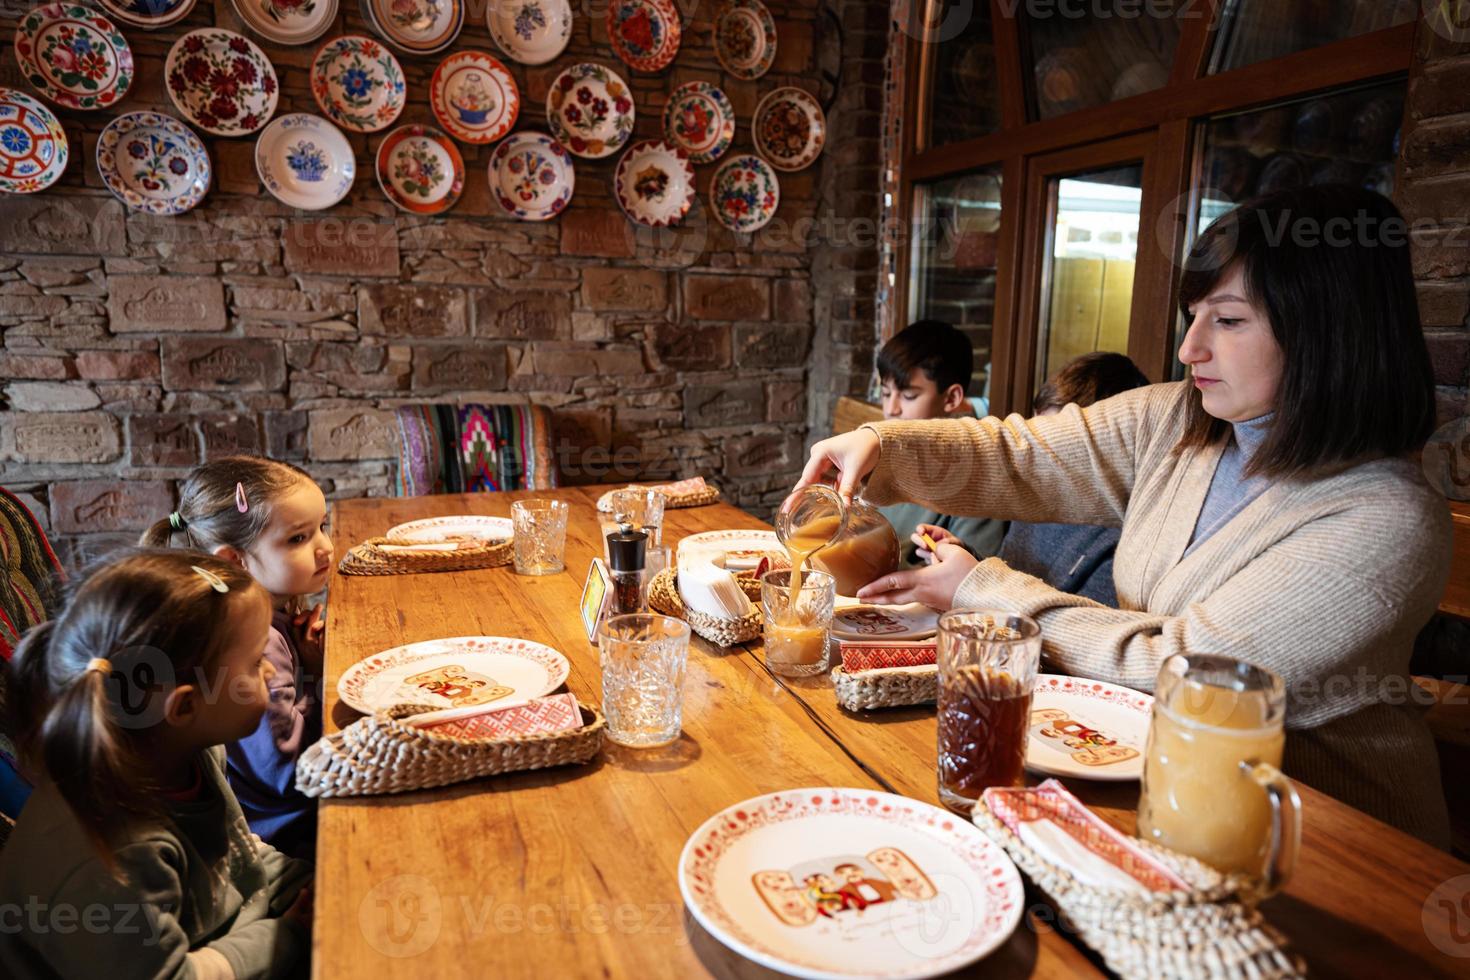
580,557,612,642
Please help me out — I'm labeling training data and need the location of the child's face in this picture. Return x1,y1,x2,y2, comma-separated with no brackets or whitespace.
880,370,961,421
242,480,334,600
193,589,275,744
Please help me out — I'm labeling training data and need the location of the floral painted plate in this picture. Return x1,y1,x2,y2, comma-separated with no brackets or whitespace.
679,788,1024,979
232,0,339,45
488,130,574,221
165,29,278,136
375,124,464,215
255,112,354,210
430,51,519,145
615,139,693,228
754,87,826,172
96,111,211,215
0,88,68,194
14,3,134,111
663,80,735,165
607,0,681,73
338,635,570,715
96,0,196,30
714,0,776,81
364,0,463,54
386,515,515,545
310,35,406,134
1024,675,1152,782
710,153,779,233
487,0,571,66
546,62,635,159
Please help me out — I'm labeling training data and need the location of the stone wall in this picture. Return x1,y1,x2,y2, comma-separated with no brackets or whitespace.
0,0,888,565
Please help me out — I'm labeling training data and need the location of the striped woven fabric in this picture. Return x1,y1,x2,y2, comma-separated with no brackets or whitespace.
0,486,64,661
394,404,560,497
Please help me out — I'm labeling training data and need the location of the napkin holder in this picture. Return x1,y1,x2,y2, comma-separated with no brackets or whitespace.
337,536,514,576
295,702,604,798
648,567,761,648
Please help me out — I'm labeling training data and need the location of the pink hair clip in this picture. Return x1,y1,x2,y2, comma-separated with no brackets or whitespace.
235,481,249,514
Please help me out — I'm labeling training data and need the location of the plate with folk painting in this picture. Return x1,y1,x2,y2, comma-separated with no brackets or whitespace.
488,130,574,221
487,0,571,65
14,3,134,111
165,29,278,136
232,0,339,45
255,112,355,210
96,111,211,215
546,62,635,160
376,124,464,215
96,0,196,29
429,51,519,145
714,0,775,81
338,635,570,715
710,153,779,233
1023,674,1151,782
680,788,1023,979
615,139,693,228
363,0,463,54
386,515,515,545
663,81,735,165
0,88,69,194
606,0,681,73
754,87,826,172
310,35,406,134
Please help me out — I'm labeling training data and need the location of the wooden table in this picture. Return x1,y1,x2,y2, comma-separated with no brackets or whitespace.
319,488,1470,978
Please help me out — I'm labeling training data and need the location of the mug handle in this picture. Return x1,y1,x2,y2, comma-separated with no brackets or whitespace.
1240,760,1302,899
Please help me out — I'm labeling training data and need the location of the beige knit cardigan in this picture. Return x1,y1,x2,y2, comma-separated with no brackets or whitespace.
862,381,1452,847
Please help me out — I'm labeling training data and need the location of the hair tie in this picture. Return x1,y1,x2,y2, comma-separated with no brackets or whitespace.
86,658,111,675
235,482,249,514
191,565,230,593
168,512,186,531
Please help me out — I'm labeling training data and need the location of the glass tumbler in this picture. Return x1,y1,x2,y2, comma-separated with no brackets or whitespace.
599,614,692,747
760,569,836,677
511,498,569,575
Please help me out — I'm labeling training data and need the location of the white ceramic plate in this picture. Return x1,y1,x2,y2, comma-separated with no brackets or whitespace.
488,130,574,221
614,139,693,227
386,514,514,545
364,0,463,54
830,601,938,641
165,29,278,136
0,88,69,193
232,0,339,45
680,787,1024,979
310,34,406,135
663,80,734,164
14,3,134,112
430,51,519,145
710,153,780,233
338,635,570,714
606,0,681,73
676,529,781,570
97,0,196,30
255,112,354,210
754,86,826,172
96,111,211,215
375,123,464,214
487,0,571,65
713,0,775,80
1024,674,1152,782
545,62,635,159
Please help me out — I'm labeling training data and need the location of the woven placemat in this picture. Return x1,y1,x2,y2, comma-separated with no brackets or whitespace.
295,703,605,798
664,486,721,509
648,567,761,648
972,801,1305,979
337,536,514,576
831,664,937,710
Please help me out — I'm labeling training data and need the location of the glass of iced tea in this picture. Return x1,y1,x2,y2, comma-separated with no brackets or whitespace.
1137,653,1301,902
935,609,1042,815
760,569,836,677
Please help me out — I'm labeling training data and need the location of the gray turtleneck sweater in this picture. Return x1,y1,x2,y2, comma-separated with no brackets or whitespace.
1184,412,1275,558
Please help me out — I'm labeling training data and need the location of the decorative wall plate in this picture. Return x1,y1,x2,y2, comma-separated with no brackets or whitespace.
714,0,776,81
338,635,570,715
14,3,134,111
606,0,681,73
375,124,464,214
165,29,278,136
615,139,693,228
487,0,571,66
680,788,1024,979
255,112,355,210
310,35,406,134
546,62,635,159
96,111,211,215
429,51,519,145
386,515,515,545
232,0,339,45
488,130,574,221
663,80,735,164
96,0,196,30
754,86,826,172
364,0,463,54
1024,675,1152,782
710,154,779,233
0,88,68,193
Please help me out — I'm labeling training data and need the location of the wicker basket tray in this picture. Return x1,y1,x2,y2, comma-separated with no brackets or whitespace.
831,664,938,710
337,536,514,576
295,703,605,797
648,567,761,648
972,800,1305,979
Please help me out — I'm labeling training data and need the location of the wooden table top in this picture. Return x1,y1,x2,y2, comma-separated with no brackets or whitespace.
318,488,1470,978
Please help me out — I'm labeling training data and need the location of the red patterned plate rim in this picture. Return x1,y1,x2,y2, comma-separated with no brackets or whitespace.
374,123,465,214
386,514,514,543
0,87,69,193
606,0,682,73
337,634,570,714
662,80,735,164
614,138,693,228
15,3,135,111
1025,674,1151,783
1033,673,1152,713
429,50,520,145
679,787,1023,979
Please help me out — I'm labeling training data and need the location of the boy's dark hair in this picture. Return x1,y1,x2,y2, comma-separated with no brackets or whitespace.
1176,184,1435,477
1034,352,1150,413
876,319,974,396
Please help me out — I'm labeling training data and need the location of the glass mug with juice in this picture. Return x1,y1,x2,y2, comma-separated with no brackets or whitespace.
1137,653,1302,900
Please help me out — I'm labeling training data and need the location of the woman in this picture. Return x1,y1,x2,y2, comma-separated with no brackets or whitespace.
801,185,1450,845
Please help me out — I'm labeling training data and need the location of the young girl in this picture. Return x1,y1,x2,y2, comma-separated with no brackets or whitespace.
142,456,334,859
0,550,312,977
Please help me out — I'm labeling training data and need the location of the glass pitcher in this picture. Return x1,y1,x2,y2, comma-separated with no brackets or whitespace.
776,485,900,596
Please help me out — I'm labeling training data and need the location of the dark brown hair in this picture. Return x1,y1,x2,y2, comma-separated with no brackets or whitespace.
3,550,264,866
1034,352,1150,413
141,455,314,554
1176,185,1436,477
877,319,975,395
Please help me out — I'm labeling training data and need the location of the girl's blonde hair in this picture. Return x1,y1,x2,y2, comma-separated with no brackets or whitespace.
141,455,314,553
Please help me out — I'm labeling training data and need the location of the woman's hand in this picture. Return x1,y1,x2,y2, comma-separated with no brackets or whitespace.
795,429,882,504
912,524,960,564
283,885,313,938
855,542,978,609
293,605,325,676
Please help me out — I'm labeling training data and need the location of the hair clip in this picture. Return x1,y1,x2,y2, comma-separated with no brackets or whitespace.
191,565,230,593
235,482,249,514
86,658,111,675
168,512,187,531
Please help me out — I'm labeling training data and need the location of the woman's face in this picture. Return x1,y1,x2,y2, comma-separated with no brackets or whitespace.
1177,265,1284,423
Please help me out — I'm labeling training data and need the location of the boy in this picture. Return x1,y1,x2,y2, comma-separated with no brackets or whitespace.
874,320,1005,566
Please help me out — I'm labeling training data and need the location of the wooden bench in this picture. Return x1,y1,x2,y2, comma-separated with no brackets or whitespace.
833,395,883,435
1443,500,1470,619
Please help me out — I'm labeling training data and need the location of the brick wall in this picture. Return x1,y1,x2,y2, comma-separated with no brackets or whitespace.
0,0,887,565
